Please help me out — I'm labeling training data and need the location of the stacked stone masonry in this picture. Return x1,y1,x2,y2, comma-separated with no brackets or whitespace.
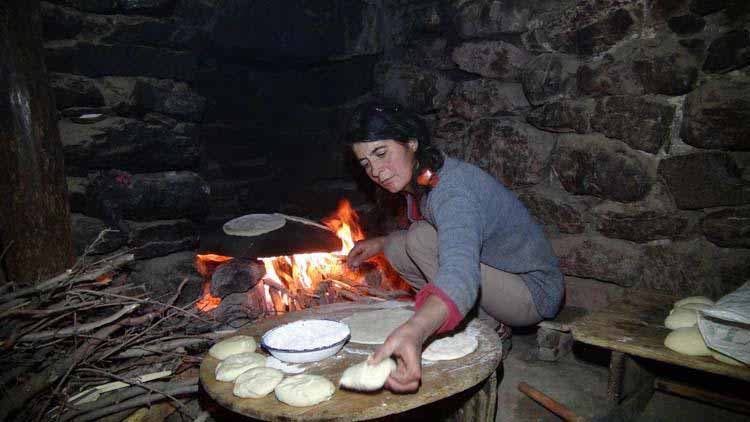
376,0,750,300
42,0,209,260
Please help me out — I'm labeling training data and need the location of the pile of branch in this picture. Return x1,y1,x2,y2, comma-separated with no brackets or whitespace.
0,247,225,422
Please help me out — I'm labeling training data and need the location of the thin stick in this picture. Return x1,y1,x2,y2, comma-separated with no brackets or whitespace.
0,323,122,421
114,338,208,359
59,378,198,421
74,369,195,418
72,289,211,323
17,304,139,342
274,213,333,231
3,312,70,349
0,240,14,262
70,384,198,422
95,279,188,360
1,301,131,319
0,253,134,304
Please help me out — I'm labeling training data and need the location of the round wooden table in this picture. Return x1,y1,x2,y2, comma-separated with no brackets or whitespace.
200,302,503,421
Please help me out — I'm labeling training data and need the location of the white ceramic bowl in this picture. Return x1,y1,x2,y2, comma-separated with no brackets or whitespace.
261,319,350,364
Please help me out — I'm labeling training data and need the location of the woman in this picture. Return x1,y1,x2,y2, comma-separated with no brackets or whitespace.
345,101,563,393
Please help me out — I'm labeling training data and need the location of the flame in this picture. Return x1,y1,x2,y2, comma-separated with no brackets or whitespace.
196,281,221,312
195,199,408,314
258,200,363,293
322,199,365,252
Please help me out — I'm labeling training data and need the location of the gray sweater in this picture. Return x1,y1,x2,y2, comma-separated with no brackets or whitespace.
413,157,563,319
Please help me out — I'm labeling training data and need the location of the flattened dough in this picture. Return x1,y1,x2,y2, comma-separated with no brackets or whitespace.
215,352,266,382
664,308,698,330
422,331,478,361
223,214,286,237
342,309,414,344
674,296,714,308
339,358,396,391
275,374,335,407
209,335,257,360
233,367,284,398
664,327,710,356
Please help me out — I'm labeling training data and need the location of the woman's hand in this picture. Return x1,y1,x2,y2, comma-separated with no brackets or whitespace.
369,320,426,393
369,296,450,393
346,236,385,268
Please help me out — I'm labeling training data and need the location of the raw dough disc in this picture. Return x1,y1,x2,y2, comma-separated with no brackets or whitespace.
209,335,257,360
422,331,478,361
339,358,396,391
274,374,335,407
674,296,714,308
664,308,698,330
223,214,286,237
215,352,266,382
233,367,285,398
342,309,414,344
663,327,711,356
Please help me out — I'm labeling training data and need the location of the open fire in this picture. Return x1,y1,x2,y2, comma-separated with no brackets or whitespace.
195,200,411,315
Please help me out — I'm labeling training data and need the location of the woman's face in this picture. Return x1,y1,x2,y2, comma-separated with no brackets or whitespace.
352,139,417,193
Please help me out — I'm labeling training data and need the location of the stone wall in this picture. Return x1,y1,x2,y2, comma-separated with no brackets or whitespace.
373,0,749,301
42,0,210,259
42,0,393,263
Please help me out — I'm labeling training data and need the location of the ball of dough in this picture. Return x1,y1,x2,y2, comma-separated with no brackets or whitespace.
664,327,710,356
275,374,335,407
215,352,266,382
711,351,746,367
209,335,257,360
422,331,478,361
676,302,713,312
664,308,698,330
674,296,714,308
339,358,396,391
233,367,285,398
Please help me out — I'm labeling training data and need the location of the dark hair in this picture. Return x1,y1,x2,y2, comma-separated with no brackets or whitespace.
345,101,444,194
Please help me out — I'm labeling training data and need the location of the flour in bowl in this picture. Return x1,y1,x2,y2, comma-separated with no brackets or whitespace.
263,320,350,351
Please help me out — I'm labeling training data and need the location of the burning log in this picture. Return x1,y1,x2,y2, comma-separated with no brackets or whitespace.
209,258,265,297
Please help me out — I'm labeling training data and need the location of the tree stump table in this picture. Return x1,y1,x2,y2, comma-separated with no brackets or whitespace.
200,302,503,421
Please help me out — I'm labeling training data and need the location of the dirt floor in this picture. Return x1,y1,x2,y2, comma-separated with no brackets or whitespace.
497,329,748,422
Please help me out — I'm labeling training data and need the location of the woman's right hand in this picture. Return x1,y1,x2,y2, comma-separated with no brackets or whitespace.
347,236,386,269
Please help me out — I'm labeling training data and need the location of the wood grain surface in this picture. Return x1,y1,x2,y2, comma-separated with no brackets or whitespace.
200,302,503,421
570,289,750,381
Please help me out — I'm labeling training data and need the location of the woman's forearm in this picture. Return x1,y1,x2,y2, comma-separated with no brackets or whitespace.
406,295,449,343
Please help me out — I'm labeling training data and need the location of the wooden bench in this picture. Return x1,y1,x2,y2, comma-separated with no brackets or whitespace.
570,289,750,417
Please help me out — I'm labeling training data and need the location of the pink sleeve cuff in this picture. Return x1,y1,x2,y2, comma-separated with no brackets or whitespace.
415,284,464,334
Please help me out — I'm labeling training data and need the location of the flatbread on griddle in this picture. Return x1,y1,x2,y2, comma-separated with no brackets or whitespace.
223,214,286,237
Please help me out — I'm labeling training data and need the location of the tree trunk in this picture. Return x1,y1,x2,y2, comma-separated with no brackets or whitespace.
0,0,73,284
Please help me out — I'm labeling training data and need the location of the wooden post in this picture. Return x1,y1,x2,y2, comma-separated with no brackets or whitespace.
0,0,73,284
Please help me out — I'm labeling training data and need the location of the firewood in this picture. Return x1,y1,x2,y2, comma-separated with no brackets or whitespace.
17,303,140,342
0,252,134,304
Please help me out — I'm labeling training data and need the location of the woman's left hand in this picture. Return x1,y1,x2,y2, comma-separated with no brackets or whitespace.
346,236,385,269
